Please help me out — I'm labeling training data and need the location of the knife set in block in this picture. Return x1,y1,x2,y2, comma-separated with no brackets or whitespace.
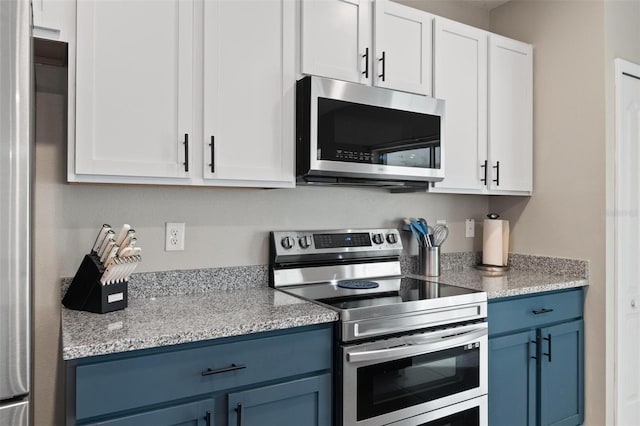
63,224,142,314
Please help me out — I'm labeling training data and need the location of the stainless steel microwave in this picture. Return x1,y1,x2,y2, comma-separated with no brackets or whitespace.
296,76,445,189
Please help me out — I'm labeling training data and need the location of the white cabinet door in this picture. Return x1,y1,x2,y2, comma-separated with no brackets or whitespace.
373,0,432,95
75,0,193,179
488,35,533,193
203,0,295,186
431,18,487,193
32,0,73,41
300,0,372,85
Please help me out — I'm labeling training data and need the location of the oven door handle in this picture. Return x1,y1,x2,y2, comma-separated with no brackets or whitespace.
346,327,487,364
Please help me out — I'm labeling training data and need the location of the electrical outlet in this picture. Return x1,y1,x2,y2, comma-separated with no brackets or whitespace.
465,219,475,238
165,222,185,251
436,219,447,225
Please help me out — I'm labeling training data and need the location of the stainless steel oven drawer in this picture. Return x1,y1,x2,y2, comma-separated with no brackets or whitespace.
386,396,488,426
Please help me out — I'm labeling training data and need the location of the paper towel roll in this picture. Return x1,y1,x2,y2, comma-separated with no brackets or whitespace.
483,219,509,266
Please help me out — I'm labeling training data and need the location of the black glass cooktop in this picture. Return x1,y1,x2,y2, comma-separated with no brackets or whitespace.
317,277,480,310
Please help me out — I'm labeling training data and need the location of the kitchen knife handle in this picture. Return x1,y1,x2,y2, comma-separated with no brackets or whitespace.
362,47,369,78
480,160,488,185
492,161,500,186
183,133,189,172
532,308,554,315
543,334,552,362
209,136,215,173
201,363,246,376
204,410,212,426
235,403,243,426
378,51,386,82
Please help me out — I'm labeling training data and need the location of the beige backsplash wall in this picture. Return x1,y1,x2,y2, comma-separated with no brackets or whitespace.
489,1,606,425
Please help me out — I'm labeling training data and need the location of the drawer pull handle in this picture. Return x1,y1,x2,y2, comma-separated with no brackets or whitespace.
201,363,246,376
235,403,243,426
543,334,552,362
532,308,554,315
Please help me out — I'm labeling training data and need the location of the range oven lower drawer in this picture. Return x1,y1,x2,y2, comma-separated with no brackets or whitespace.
386,396,488,426
340,322,488,426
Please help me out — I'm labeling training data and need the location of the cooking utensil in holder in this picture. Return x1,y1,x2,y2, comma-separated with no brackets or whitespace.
419,245,440,277
62,253,128,314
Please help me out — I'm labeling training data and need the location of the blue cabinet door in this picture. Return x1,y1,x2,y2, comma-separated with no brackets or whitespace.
539,320,584,426
227,374,332,426
89,399,214,426
489,330,537,426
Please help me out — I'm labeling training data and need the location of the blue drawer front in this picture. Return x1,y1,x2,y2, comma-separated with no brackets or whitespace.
488,289,583,336
76,326,332,421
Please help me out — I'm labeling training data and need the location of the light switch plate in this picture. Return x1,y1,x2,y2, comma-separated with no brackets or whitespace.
465,219,475,238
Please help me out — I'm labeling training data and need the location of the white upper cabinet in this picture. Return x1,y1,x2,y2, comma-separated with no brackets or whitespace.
488,34,533,193
300,0,372,85
74,0,193,180
373,0,432,95
431,23,532,195
203,0,295,186
431,17,487,193
300,0,432,95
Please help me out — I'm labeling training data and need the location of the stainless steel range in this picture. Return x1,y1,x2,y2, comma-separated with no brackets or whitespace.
269,228,488,426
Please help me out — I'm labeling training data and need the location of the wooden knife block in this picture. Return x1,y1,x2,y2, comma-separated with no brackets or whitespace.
62,254,128,314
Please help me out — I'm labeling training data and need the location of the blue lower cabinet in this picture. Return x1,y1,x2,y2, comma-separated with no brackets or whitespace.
227,374,332,426
489,330,537,426
488,289,584,426
539,320,584,426
70,324,333,426
88,399,214,426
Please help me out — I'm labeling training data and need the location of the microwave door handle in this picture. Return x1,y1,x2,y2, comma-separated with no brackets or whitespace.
346,328,487,364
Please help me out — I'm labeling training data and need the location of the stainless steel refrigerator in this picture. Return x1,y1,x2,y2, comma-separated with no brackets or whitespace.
0,0,31,424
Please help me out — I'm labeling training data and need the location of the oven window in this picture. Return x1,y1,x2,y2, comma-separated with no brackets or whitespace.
421,407,479,426
317,98,441,169
356,345,479,421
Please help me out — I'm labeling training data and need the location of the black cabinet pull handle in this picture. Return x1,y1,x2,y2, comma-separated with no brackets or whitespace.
183,133,189,172
492,161,500,186
209,136,215,173
543,334,552,362
235,403,242,426
362,47,369,78
379,51,385,81
480,160,488,185
532,308,554,315
201,363,246,376
204,410,212,426
530,338,538,360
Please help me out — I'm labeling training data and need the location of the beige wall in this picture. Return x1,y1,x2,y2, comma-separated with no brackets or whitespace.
603,2,640,424
32,0,490,418
489,1,606,425
393,0,491,29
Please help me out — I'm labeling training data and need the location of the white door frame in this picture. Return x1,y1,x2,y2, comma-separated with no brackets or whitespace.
610,58,640,426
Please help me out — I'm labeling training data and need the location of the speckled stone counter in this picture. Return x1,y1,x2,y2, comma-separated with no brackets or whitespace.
62,252,587,360
406,252,589,298
408,268,587,299
62,287,338,360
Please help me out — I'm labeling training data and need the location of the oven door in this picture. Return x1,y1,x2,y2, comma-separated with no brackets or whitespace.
341,322,488,426
386,396,488,426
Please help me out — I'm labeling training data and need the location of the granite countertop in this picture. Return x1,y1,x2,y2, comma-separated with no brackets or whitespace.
61,253,588,361
409,267,587,299
62,286,338,360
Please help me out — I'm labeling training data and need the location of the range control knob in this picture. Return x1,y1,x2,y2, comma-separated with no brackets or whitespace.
372,233,384,245
281,236,294,250
386,233,398,244
299,235,312,249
